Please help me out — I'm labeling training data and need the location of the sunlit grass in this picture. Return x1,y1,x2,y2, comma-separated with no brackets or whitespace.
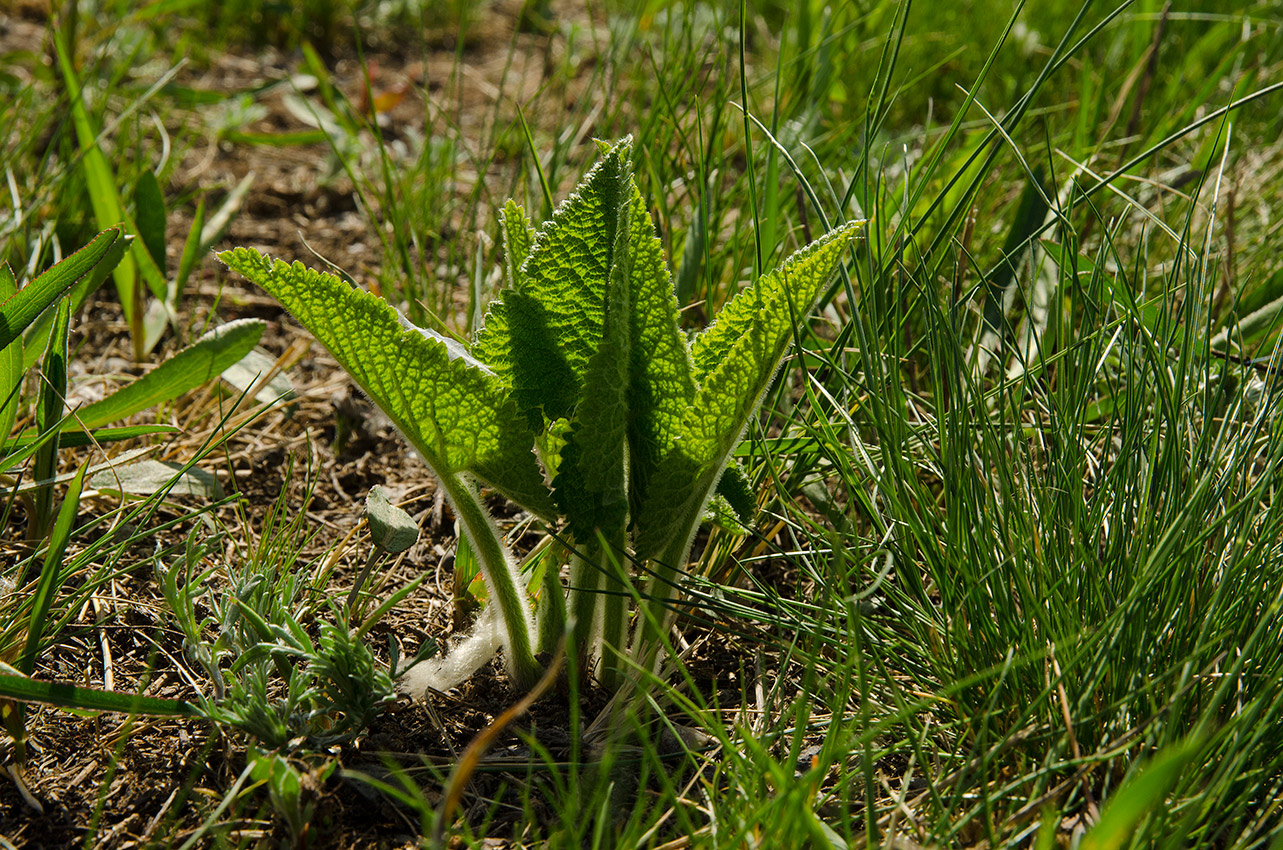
3,0,1283,846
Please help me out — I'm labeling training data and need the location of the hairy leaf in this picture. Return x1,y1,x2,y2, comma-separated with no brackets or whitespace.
620,177,695,509
635,220,862,560
715,462,756,527
0,226,126,351
219,249,554,520
553,189,633,540
500,200,535,289
474,141,631,423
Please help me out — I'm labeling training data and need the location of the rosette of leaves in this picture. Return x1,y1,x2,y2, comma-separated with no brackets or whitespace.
221,138,862,692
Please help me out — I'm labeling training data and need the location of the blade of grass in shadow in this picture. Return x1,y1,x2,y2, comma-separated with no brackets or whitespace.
0,668,199,716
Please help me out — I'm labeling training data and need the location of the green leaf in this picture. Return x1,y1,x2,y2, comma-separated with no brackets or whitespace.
174,197,207,307
32,297,71,531
0,264,21,450
89,459,223,499
218,250,554,520
21,231,132,370
500,199,535,289
553,173,634,541
55,32,140,323
636,220,862,561
1080,736,1201,850
619,174,695,508
3,424,179,457
474,140,632,424
74,318,265,430
0,225,126,351
54,41,168,324
366,486,419,554
220,250,555,689
134,170,168,275
715,462,756,527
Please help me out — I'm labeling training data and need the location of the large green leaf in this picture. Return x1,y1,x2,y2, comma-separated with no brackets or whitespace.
473,140,631,424
55,36,168,325
218,250,554,519
553,186,634,541
620,175,695,509
635,220,863,561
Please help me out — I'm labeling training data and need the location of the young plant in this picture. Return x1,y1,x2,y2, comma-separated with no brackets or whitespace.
154,483,401,750
220,138,862,692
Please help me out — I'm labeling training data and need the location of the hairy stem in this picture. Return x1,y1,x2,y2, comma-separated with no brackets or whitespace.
439,474,541,690
597,529,629,691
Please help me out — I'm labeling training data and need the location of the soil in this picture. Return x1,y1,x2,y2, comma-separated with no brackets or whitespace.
0,4,812,848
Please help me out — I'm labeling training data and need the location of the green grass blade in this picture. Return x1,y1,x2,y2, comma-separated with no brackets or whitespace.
3,424,179,457
31,297,70,533
0,264,21,449
73,318,265,430
1080,736,1202,850
172,197,207,322
0,225,126,351
0,669,200,717
20,460,89,674
54,33,140,323
0,420,64,475
54,34,171,333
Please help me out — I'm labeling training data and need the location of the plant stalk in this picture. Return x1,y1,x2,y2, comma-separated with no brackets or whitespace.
438,474,541,690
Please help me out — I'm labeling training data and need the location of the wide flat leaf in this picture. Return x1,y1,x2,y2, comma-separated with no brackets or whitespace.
473,140,631,423
690,220,863,386
219,250,554,519
56,35,168,321
620,178,695,509
74,318,266,430
635,220,862,560
553,190,634,540
89,459,223,499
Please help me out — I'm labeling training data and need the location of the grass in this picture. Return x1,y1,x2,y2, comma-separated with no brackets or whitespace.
3,0,1283,846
